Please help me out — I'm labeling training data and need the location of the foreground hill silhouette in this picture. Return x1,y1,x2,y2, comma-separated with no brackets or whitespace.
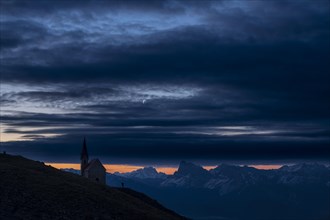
0,154,185,220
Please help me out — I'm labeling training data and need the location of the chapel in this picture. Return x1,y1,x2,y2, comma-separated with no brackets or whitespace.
80,138,106,184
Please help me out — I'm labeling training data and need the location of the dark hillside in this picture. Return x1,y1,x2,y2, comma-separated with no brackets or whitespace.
0,154,185,220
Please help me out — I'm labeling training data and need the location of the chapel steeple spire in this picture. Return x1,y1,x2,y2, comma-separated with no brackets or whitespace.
80,137,89,176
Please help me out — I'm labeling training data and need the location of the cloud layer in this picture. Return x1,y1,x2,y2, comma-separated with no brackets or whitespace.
1,0,329,164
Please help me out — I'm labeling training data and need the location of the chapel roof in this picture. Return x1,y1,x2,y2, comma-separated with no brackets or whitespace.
84,158,106,171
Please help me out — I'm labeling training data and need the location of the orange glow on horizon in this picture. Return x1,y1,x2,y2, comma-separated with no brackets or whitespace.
104,164,144,173
249,165,282,170
46,163,282,175
155,167,177,174
46,163,183,174
204,166,217,170
46,163,81,170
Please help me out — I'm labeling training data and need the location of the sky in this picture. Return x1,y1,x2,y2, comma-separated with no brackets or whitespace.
0,0,329,167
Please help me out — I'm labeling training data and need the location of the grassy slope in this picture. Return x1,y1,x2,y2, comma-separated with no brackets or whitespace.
0,154,185,220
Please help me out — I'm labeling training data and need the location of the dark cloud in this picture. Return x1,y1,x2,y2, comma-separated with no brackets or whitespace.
0,0,329,164
2,87,118,102
2,132,329,165
0,0,184,14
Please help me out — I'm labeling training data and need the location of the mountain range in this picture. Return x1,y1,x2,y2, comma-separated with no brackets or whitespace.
65,161,330,220
115,167,167,180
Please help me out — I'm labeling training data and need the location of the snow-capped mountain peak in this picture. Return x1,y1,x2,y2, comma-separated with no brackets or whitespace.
175,161,209,177
117,167,167,179
279,163,328,173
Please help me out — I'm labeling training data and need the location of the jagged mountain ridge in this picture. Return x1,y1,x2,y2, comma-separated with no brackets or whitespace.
132,161,330,190
64,161,330,193
115,167,167,179
63,161,330,220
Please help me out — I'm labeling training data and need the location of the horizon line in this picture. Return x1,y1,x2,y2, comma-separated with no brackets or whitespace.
46,163,283,174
